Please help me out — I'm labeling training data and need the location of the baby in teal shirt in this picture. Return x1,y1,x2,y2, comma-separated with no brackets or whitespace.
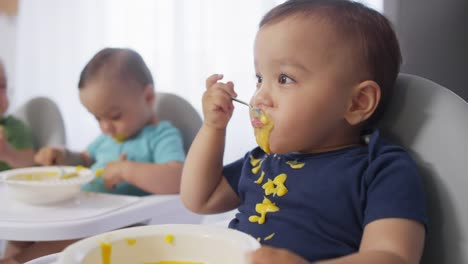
0,59,35,171
7,48,185,264
35,48,185,196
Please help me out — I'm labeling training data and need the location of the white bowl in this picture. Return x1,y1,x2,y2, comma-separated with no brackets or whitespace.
0,166,94,205
58,224,260,264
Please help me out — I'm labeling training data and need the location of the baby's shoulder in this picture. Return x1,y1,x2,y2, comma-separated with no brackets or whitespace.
141,120,180,136
366,129,414,165
2,115,27,128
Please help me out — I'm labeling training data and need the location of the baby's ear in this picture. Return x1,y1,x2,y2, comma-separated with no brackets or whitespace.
344,80,380,125
143,84,155,104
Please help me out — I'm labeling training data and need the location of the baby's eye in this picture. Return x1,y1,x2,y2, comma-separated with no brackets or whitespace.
256,74,263,84
278,74,294,84
111,113,122,121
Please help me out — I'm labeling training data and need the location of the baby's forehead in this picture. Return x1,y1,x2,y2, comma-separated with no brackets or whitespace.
259,15,358,58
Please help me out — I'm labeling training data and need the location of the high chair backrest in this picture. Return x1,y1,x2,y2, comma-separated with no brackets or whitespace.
154,92,202,154
377,73,468,264
12,97,66,150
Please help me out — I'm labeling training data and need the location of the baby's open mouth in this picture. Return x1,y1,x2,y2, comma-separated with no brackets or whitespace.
251,108,274,153
251,118,264,128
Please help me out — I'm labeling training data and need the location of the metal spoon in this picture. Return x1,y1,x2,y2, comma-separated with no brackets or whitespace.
231,97,262,117
58,166,79,179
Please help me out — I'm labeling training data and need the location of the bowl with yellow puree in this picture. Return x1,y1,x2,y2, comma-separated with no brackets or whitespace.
58,224,260,264
0,166,94,205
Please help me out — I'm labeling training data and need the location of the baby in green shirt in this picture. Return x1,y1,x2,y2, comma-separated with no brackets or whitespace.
0,59,35,170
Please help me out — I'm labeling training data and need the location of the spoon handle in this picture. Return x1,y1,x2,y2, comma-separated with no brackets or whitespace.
231,97,252,108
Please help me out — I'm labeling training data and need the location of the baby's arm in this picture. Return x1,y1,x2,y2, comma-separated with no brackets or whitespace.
315,218,425,264
247,218,424,264
34,147,92,167
102,158,182,194
0,126,34,168
180,74,241,214
0,148,34,168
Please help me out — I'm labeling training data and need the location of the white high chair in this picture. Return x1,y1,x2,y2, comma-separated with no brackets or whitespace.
0,97,66,257
0,93,203,262
377,73,468,263
12,97,66,149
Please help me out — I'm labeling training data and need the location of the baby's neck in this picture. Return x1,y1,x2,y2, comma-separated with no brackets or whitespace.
147,113,159,125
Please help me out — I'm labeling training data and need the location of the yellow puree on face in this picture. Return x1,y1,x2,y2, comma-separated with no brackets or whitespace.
254,112,274,154
113,134,126,143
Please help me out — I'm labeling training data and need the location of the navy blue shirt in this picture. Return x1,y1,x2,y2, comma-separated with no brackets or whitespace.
223,129,427,262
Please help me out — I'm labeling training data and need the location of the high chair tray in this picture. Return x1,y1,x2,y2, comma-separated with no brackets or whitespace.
25,253,59,264
0,183,184,241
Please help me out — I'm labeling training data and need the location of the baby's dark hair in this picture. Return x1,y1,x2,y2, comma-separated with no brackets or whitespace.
78,48,153,89
261,0,401,126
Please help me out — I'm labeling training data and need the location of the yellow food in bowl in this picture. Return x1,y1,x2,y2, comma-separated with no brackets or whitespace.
99,235,204,264
8,171,58,181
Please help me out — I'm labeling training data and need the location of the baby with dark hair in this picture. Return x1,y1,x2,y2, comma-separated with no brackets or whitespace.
36,47,185,196
181,1,427,263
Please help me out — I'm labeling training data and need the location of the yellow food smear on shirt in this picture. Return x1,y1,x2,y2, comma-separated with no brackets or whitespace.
99,241,112,264
286,160,305,169
164,234,174,244
249,154,262,167
254,171,265,184
254,112,274,154
252,164,262,174
95,168,103,177
262,174,288,197
125,238,137,245
250,155,264,174
249,197,279,224
264,233,275,241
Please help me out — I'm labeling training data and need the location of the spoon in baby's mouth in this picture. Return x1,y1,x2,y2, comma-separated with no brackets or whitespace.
231,97,262,117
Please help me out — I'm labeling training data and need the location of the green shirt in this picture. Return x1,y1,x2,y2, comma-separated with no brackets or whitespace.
0,115,34,171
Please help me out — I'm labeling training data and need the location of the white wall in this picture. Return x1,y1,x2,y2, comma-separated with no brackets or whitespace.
395,0,468,100
0,15,17,102
1,1,467,146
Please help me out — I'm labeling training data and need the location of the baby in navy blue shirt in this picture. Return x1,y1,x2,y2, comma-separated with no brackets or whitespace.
181,0,427,263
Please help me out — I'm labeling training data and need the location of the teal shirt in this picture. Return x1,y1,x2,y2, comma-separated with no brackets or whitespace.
82,121,185,196
0,116,34,171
